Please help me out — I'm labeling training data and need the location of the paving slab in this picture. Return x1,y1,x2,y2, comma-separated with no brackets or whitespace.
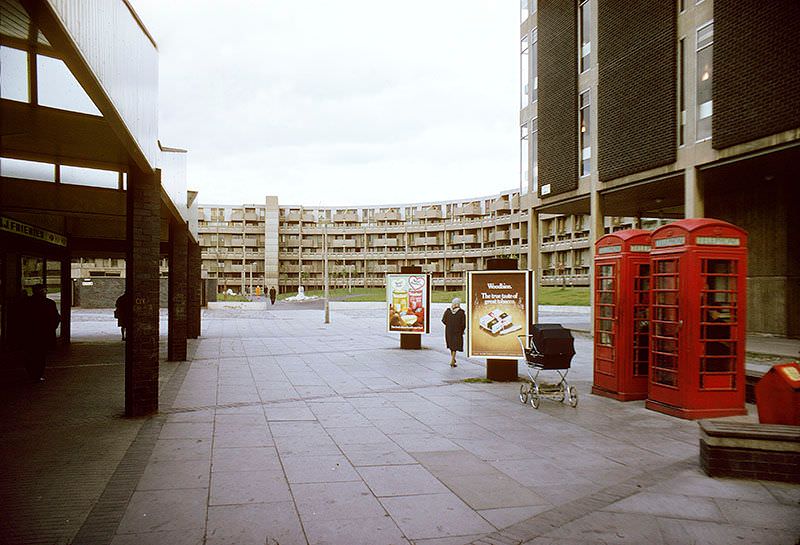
380,492,495,540
2,307,798,545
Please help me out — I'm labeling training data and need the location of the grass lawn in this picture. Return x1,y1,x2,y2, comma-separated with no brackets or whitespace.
277,286,589,306
216,293,250,302
538,286,589,306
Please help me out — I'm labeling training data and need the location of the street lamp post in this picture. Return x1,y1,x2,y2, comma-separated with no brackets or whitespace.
323,223,330,323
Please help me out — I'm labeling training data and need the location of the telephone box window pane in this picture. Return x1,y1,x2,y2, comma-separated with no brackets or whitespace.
656,260,677,274
699,258,737,390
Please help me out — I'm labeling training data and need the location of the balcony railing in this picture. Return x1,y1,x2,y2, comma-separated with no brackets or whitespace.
490,230,510,242
455,203,482,216
491,199,511,213
329,239,357,248
333,212,359,222
452,234,477,244
374,211,401,222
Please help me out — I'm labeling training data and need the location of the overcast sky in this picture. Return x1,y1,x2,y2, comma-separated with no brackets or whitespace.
132,1,519,207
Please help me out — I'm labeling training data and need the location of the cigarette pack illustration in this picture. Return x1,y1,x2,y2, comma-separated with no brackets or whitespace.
478,309,522,336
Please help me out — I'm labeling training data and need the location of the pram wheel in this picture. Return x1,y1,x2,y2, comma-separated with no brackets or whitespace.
530,391,540,409
519,383,529,404
556,383,566,403
567,385,578,407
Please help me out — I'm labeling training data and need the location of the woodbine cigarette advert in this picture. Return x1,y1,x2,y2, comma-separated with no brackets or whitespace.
386,273,429,334
467,271,530,358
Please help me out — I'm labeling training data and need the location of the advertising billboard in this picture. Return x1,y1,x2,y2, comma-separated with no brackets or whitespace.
386,273,430,334
467,270,531,358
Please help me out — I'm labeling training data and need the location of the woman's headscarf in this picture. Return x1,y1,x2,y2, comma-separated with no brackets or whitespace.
450,297,461,312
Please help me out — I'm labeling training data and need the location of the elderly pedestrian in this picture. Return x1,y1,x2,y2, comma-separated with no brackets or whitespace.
441,297,466,367
25,284,60,382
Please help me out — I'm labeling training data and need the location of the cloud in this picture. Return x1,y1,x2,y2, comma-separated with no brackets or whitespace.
132,0,519,205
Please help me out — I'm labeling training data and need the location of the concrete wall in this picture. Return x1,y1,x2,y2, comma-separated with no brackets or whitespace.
706,173,798,338
73,277,168,308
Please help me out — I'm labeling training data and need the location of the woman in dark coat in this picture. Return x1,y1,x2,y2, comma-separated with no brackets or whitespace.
441,297,466,367
25,284,61,382
115,292,129,340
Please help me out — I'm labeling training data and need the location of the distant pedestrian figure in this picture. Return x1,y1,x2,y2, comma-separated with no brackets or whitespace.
269,286,277,305
114,292,130,340
441,297,466,367
25,284,60,382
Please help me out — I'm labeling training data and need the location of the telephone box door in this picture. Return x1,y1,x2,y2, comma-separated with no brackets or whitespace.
593,260,618,394
649,256,683,408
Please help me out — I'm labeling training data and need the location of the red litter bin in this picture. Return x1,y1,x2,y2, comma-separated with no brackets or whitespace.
755,362,800,425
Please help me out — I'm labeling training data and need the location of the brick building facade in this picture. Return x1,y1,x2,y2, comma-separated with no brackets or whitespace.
521,0,800,337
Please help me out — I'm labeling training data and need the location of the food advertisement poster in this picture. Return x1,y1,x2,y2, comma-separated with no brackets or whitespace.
386,274,430,334
467,270,530,358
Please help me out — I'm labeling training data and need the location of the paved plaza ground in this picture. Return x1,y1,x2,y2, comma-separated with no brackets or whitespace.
0,304,798,545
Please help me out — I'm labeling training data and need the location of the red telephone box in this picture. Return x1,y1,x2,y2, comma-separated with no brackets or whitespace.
646,218,748,419
592,230,652,400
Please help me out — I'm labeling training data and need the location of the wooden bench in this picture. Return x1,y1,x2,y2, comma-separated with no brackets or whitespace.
699,420,800,483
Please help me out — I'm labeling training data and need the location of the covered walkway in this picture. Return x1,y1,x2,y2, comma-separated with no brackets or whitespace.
1,0,201,416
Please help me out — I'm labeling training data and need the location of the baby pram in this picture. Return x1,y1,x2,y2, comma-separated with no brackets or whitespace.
517,324,578,408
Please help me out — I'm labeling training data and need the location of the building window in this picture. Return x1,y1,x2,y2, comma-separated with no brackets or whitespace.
580,90,591,176
696,22,713,142
678,37,687,146
521,0,529,22
0,46,29,102
521,35,529,108
520,123,529,194
531,118,538,192
531,29,538,102
579,0,591,73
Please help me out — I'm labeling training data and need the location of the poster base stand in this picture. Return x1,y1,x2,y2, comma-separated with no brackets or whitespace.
486,358,518,381
400,334,421,349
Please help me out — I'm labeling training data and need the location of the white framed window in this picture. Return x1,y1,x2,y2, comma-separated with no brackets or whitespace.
696,22,713,142
678,37,687,146
579,0,591,73
532,118,538,192
580,90,591,176
531,29,538,102
521,123,529,195
521,36,529,108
